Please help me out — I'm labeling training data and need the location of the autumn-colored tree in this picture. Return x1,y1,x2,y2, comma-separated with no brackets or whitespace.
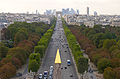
0,57,11,67
17,40,34,55
110,58,120,68
0,62,16,79
103,67,116,79
11,57,22,69
111,49,120,59
7,47,27,64
28,33,40,45
14,28,28,46
113,67,120,79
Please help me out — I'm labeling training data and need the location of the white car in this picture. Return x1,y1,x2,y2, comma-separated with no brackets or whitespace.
50,66,54,72
39,74,43,79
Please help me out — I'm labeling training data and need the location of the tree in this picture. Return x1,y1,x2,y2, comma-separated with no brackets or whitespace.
0,62,16,79
113,67,120,79
7,47,27,64
14,28,28,46
103,39,116,49
28,60,39,72
110,58,120,68
91,53,102,65
0,45,9,58
103,67,116,79
28,53,40,72
92,33,105,48
17,40,34,55
34,45,45,58
111,49,120,59
97,58,111,73
109,45,118,53
77,57,88,74
8,26,18,40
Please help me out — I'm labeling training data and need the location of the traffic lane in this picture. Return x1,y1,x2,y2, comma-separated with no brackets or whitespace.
56,25,78,79
60,36,78,79
38,29,59,75
37,19,78,79
37,22,62,78
38,41,56,74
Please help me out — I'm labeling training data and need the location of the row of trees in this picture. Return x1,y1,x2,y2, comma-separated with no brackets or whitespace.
62,21,88,74
28,24,55,73
1,22,50,47
69,25,120,79
0,22,51,79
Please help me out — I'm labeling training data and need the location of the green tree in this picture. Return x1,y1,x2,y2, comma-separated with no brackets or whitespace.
28,60,39,72
28,53,40,72
92,33,105,47
0,46,9,58
77,57,88,74
34,45,45,58
103,39,116,49
97,58,111,73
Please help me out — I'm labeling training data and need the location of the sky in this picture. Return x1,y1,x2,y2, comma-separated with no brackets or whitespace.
0,0,120,15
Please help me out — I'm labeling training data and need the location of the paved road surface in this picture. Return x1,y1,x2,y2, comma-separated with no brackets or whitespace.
37,17,78,79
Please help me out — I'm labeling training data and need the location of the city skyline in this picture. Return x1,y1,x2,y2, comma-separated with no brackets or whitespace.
0,0,120,15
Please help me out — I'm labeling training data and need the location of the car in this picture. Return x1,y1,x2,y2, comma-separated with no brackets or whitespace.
49,70,53,76
67,60,71,66
44,71,48,77
39,74,43,79
44,77,47,79
50,66,54,72
49,76,53,79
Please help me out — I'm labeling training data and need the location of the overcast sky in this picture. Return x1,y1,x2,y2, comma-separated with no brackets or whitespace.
0,0,120,15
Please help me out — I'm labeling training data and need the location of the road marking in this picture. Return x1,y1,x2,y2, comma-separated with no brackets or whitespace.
55,49,61,64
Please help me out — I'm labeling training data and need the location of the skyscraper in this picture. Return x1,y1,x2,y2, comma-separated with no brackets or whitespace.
94,11,97,16
36,10,38,14
77,9,79,15
87,7,89,16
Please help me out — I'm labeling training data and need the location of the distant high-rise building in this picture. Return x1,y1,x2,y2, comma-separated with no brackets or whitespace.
45,10,52,15
36,10,38,14
71,8,76,15
87,7,89,16
77,9,79,15
53,9,56,15
62,9,65,15
94,11,97,16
